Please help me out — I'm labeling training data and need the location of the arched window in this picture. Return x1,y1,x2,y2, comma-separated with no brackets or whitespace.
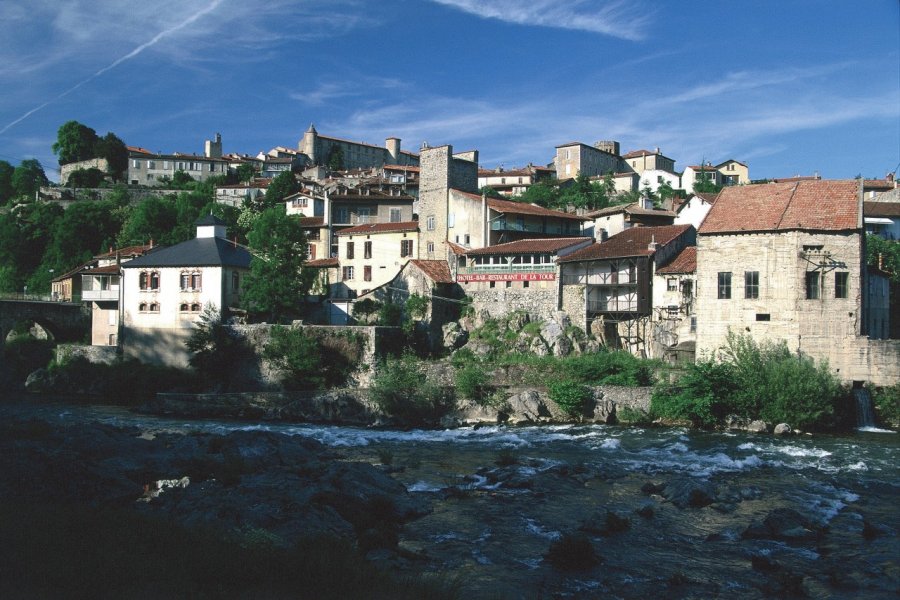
180,303,189,312
139,303,147,312
149,303,159,312
180,271,201,291
191,303,201,312
140,271,160,291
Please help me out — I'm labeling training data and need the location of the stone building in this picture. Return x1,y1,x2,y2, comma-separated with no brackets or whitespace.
622,149,676,175
695,179,899,386
418,144,480,260
555,141,621,180
558,224,696,357
335,221,419,298
587,200,677,238
456,237,592,322
127,147,229,186
298,124,419,170
653,246,697,362
120,215,251,367
477,164,555,197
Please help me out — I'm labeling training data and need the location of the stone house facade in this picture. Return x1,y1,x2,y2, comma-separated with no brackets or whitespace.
335,221,419,298
418,145,480,260
120,216,251,367
622,149,676,175
298,124,419,169
695,180,899,386
555,141,621,180
653,246,697,362
127,147,229,186
558,224,696,357
587,200,676,238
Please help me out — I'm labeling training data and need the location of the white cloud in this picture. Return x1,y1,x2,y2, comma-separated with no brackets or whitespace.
429,0,652,41
291,77,405,106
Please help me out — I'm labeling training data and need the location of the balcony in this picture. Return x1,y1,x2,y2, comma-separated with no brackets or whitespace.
82,289,119,301
587,298,638,313
490,220,580,236
459,263,556,275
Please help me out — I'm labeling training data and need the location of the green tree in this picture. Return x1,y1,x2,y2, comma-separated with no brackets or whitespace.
67,168,107,188
171,170,195,188
517,180,560,207
0,160,14,203
93,132,128,180
478,186,503,199
118,195,179,247
657,180,676,202
186,304,241,390
327,146,344,171
866,234,900,283
236,163,257,183
243,207,314,322
11,159,49,198
52,120,99,165
262,170,299,209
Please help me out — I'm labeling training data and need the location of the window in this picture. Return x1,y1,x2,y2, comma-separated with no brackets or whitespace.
346,241,354,259
181,271,201,291
148,303,159,313
756,313,771,321
464,234,470,245
835,272,849,298
132,159,141,168
400,239,413,257
191,303,200,312
364,241,372,259
148,161,156,169
357,208,371,224
140,271,159,291
805,271,820,299
523,280,529,288
717,272,732,299
744,271,759,299
427,241,434,254
342,266,354,281
667,278,677,292
180,303,189,312
682,280,693,298
426,215,436,231
505,281,512,288
232,271,240,291
390,208,402,223
364,266,372,282
336,207,349,223
448,212,455,227
139,303,147,312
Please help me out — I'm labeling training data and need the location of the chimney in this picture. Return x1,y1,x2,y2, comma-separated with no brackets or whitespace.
655,147,660,154
149,238,154,248
648,234,658,252
598,228,608,242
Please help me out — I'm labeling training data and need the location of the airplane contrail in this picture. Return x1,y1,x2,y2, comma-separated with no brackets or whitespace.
0,0,224,135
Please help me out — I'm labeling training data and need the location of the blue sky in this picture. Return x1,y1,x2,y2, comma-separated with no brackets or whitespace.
1,0,897,183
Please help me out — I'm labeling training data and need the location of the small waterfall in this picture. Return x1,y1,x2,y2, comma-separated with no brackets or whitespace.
853,388,876,428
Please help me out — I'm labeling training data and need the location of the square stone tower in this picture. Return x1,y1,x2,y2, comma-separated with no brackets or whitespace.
418,144,478,259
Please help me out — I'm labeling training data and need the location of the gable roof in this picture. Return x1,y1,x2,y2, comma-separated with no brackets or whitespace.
587,202,676,219
464,237,592,256
335,221,418,236
306,258,339,268
699,180,859,234
298,216,325,227
121,237,252,269
408,260,453,283
558,225,692,263
656,246,697,274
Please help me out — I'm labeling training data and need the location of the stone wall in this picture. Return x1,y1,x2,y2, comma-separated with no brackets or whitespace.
468,287,560,322
56,344,118,365
59,158,109,186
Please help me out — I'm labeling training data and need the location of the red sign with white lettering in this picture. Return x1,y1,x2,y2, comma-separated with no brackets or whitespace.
457,272,556,282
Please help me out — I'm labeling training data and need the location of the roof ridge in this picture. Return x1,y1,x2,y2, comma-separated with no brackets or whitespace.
774,182,800,229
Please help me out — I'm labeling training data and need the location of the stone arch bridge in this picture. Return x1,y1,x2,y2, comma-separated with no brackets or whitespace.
0,300,91,346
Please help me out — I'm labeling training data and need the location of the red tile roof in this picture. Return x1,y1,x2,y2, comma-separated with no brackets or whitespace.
586,202,676,219
474,194,588,220
335,221,418,236
408,260,453,283
383,164,420,172
864,201,900,218
465,237,592,256
446,241,468,255
656,246,697,274
297,216,325,227
95,244,154,259
863,179,896,191
558,225,692,263
83,264,121,274
306,258,339,268
699,180,859,234
694,192,719,204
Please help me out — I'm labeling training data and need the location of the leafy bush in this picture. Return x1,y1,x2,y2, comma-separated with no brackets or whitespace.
369,354,451,424
652,333,845,431
2,336,55,384
616,406,652,425
548,380,591,418
872,384,900,427
454,362,494,405
185,304,243,389
352,298,381,323
43,357,197,404
378,302,403,327
405,293,429,321
561,350,655,387
264,326,364,390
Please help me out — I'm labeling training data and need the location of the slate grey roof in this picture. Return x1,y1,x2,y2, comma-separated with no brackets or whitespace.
122,237,252,269
196,214,227,226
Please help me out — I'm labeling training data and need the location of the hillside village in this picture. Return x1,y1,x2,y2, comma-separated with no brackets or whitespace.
13,125,900,388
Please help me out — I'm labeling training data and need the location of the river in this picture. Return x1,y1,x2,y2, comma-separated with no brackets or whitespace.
10,402,900,598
